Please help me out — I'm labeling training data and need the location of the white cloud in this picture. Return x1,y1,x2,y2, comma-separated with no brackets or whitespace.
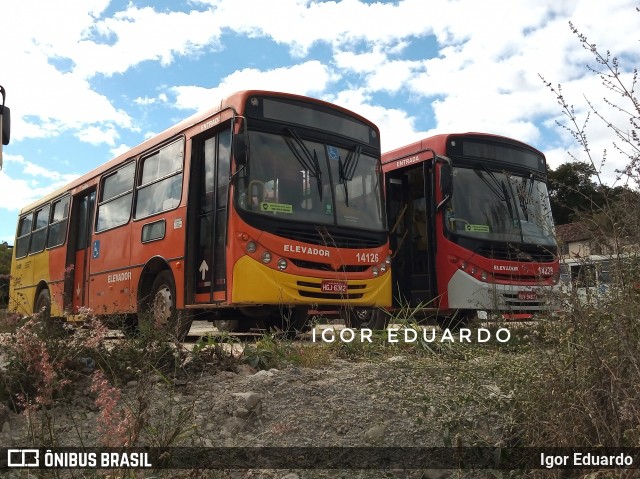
170,61,337,111
0,154,79,212
202,0,435,56
72,6,222,77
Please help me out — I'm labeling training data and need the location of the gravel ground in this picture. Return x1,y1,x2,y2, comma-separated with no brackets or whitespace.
0,320,520,479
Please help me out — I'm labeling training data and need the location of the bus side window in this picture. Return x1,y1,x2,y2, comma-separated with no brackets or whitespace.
30,204,50,253
97,162,135,232
135,139,184,219
47,196,70,248
15,213,33,258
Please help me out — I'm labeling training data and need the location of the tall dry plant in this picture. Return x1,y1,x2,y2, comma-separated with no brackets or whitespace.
514,8,640,449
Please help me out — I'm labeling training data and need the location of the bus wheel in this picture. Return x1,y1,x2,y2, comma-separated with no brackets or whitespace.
214,319,240,332
215,315,265,333
364,309,389,330
344,307,370,329
35,289,51,321
149,271,192,340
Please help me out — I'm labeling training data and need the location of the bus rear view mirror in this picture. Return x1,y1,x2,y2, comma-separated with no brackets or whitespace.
440,162,452,197
233,133,247,166
1,106,10,146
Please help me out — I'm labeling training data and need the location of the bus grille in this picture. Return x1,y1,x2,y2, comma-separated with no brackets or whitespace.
501,291,551,311
476,244,556,263
274,227,382,249
290,258,369,273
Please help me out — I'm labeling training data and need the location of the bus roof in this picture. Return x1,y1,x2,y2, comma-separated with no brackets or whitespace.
382,132,545,166
18,90,378,215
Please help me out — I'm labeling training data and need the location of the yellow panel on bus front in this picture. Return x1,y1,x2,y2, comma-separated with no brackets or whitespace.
231,255,391,306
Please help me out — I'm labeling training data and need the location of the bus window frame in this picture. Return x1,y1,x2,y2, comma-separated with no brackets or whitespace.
46,194,71,249
134,137,185,221
141,219,167,243
95,160,136,233
29,204,51,255
15,212,33,259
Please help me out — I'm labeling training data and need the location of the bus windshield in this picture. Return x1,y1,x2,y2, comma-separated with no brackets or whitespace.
237,130,385,231
446,166,555,246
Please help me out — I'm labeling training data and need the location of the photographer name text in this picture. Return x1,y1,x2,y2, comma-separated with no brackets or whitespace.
311,327,511,344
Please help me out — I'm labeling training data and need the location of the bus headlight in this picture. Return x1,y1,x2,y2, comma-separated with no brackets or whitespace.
372,266,379,277
262,251,272,264
246,241,257,253
277,258,287,270
481,271,488,281
385,255,391,265
551,269,560,285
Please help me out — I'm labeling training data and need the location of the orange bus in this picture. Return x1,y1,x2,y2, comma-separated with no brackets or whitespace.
9,90,391,336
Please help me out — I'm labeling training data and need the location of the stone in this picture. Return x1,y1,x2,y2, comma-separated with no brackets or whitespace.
364,424,385,442
231,392,263,410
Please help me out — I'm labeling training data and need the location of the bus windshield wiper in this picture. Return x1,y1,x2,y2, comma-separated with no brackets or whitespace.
515,173,535,222
338,144,361,207
474,164,507,202
503,174,524,241
283,127,323,201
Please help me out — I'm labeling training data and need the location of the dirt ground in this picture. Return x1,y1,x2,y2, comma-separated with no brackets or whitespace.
0,319,521,479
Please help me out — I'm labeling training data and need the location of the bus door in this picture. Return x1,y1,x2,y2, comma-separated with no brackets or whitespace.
187,128,231,304
386,162,436,307
65,188,96,313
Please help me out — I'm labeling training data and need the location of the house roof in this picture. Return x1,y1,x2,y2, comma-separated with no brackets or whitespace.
555,222,594,243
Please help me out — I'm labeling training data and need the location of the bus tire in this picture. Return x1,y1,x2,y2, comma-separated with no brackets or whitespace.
364,309,389,330
344,307,370,329
35,288,51,321
148,271,192,340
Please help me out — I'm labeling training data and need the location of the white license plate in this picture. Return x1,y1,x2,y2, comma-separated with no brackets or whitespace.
321,280,348,293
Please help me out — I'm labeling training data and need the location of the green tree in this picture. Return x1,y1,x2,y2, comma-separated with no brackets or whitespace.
0,241,10,307
0,241,11,275
547,161,606,224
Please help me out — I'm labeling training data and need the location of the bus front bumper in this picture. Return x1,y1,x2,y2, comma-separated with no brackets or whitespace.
447,269,560,313
231,255,392,307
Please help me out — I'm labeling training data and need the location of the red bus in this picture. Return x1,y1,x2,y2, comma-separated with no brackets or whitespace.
382,133,559,325
9,90,391,336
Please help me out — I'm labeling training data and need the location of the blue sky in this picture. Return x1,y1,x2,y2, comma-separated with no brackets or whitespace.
1,0,639,244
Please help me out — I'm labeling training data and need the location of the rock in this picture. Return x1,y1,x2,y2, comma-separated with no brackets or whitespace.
364,424,385,442
231,392,263,410
234,407,250,418
251,369,274,379
235,364,257,376
280,474,300,479
388,355,406,362
202,438,214,447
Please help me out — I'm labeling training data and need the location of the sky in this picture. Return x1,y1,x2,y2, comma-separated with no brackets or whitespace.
1,0,639,244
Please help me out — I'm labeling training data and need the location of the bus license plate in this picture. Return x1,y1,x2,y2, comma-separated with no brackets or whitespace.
321,280,348,293
518,291,537,301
